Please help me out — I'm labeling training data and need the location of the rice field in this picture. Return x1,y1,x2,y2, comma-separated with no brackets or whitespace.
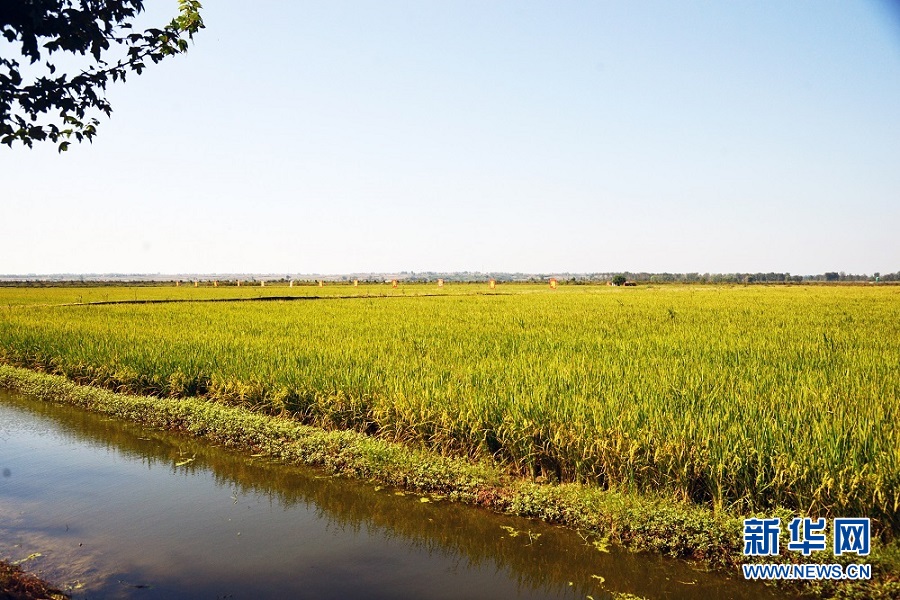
1,283,897,533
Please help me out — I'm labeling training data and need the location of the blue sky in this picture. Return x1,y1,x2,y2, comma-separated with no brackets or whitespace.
2,0,899,275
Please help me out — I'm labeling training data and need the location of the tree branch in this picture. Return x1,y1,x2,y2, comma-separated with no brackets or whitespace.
0,0,203,151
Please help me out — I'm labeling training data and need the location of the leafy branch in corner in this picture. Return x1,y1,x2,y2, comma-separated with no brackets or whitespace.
0,0,204,151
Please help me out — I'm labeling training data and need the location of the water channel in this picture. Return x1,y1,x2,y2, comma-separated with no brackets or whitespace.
0,389,788,599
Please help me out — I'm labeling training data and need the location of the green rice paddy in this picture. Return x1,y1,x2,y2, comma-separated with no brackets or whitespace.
1,283,897,534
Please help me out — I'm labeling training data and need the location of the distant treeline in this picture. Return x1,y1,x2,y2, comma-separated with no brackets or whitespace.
569,271,898,284
396,271,898,284
1,270,897,285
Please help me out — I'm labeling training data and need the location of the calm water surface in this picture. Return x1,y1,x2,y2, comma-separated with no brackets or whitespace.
0,390,789,599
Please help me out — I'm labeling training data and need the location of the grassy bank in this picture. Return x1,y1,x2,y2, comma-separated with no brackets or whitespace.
0,559,68,600
1,365,897,599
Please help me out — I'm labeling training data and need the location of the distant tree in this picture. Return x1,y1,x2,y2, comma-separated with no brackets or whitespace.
1,0,204,151
824,272,840,282
612,275,627,286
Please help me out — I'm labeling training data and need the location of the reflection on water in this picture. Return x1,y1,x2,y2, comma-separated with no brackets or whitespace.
0,390,787,599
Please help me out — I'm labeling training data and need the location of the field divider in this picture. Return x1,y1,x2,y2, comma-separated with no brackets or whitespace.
38,292,515,307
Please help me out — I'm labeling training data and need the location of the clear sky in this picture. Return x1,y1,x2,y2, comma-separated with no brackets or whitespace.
2,0,899,276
